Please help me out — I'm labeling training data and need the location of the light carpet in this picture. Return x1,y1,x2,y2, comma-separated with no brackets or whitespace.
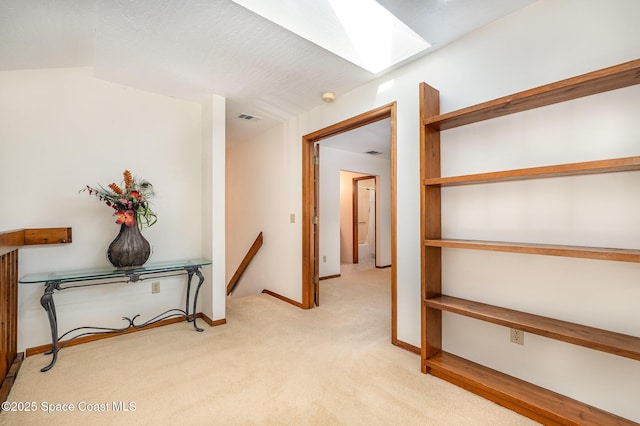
0,267,538,425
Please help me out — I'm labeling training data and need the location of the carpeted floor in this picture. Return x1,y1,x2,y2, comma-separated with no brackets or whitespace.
0,267,538,425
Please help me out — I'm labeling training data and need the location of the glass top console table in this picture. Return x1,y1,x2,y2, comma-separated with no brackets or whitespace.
19,258,212,372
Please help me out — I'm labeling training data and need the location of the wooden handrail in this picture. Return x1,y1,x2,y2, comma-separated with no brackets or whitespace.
227,232,263,295
0,230,25,257
0,227,71,408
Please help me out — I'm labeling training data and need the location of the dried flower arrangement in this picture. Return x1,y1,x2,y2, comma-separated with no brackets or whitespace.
81,170,157,228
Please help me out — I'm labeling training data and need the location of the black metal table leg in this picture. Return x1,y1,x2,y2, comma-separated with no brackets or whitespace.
39,281,60,372
190,267,205,332
185,269,194,322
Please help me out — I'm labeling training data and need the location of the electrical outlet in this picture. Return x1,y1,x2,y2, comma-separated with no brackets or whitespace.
290,213,296,223
510,328,524,345
323,256,327,263
152,281,160,294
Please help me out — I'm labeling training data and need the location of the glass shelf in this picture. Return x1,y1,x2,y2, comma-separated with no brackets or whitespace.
19,258,212,284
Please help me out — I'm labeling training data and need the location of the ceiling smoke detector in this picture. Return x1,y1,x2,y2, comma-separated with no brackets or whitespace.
321,92,336,103
237,113,262,120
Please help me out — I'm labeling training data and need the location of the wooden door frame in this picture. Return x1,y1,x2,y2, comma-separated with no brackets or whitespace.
301,102,398,343
352,175,376,265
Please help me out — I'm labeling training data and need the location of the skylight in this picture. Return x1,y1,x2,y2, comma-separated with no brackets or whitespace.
231,0,431,74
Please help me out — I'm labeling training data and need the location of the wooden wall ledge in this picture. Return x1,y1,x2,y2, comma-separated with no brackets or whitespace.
0,228,72,256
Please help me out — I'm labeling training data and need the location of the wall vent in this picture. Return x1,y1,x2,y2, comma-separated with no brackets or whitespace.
238,113,262,120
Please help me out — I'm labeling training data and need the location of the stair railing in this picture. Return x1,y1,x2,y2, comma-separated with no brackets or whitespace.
226,232,263,296
0,228,71,407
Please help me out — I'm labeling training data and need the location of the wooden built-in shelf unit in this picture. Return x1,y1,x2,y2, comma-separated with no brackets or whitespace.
420,59,640,425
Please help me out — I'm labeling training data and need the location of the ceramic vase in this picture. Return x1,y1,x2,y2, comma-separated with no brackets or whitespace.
107,220,151,267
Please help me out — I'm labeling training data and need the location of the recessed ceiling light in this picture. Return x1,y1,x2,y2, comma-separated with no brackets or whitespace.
231,0,430,74
365,150,383,155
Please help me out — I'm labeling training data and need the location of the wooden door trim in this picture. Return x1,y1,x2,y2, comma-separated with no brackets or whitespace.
301,102,398,345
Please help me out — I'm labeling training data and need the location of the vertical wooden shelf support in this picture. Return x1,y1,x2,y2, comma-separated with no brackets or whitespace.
420,82,442,370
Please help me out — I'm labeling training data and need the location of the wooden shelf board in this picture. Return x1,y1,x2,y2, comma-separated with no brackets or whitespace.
24,227,72,245
424,239,640,263
423,59,640,130
424,351,636,425
424,156,640,187
425,295,640,361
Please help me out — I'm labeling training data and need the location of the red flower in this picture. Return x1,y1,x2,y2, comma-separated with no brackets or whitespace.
114,210,136,227
129,190,142,200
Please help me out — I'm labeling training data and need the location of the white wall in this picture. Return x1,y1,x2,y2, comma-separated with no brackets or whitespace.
201,94,226,321
0,67,209,351
319,147,391,277
298,0,640,420
225,122,302,300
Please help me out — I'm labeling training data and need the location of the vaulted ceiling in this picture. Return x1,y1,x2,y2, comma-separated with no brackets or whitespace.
0,0,538,141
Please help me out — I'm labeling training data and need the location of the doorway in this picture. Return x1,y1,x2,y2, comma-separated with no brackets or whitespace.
301,102,398,344
352,175,376,266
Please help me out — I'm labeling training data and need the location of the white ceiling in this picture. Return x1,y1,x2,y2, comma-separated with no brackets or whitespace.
0,0,538,142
